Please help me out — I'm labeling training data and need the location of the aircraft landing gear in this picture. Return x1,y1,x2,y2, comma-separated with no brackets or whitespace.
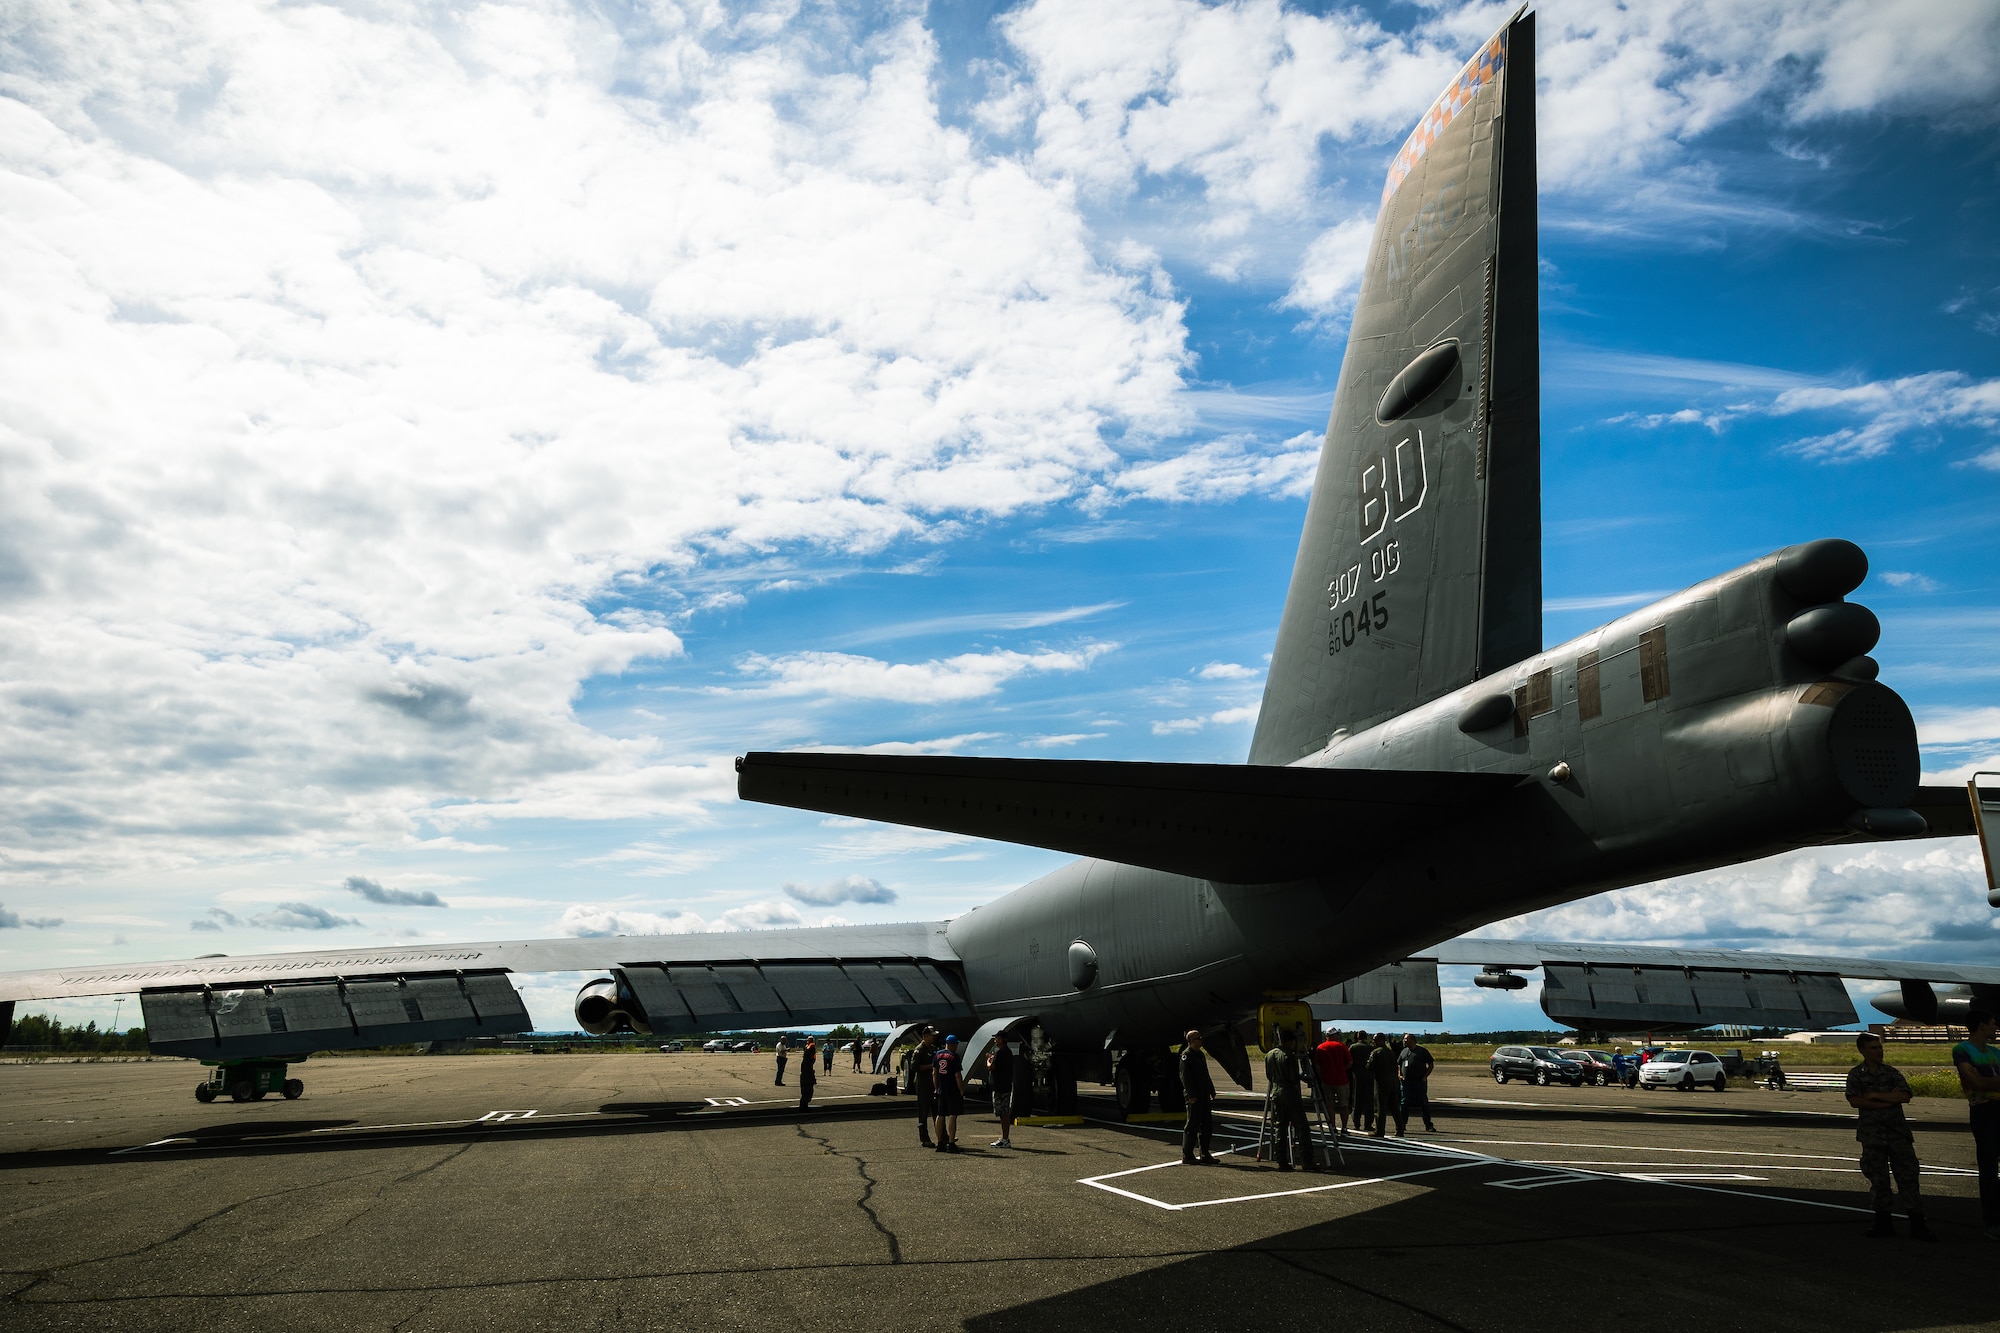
196,1059,302,1104
1114,1056,1151,1116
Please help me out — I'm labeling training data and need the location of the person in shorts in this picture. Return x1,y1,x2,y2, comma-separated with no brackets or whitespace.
934,1034,966,1152
988,1038,1016,1148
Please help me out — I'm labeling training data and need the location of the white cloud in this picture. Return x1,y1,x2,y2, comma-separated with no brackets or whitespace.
1025,732,1106,747
0,0,1190,883
1281,216,1374,317
1880,571,1940,592
735,645,1114,702
569,842,721,878
1770,372,2000,461
1196,662,1258,679
1917,707,2000,748
783,874,897,906
1104,431,1319,506
813,825,976,860
555,904,708,937
1152,703,1259,735
1474,840,1991,962
1544,591,1670,613
827,733,1004,755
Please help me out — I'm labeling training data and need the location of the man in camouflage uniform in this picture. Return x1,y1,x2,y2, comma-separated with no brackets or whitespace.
1263,1028,1317,1172
1845,1031,1934,1240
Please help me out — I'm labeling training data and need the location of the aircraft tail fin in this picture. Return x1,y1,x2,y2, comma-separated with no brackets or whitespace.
1250,10,1539,764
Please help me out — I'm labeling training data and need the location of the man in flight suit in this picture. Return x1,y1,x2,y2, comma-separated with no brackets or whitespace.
1263,1028,1317,1172
1180,1029,1220,1165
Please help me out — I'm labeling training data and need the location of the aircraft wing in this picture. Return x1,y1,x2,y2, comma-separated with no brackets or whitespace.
735,751,1520,883
0,921,973,1060
1423,937,2000,986
1312,935,2000,1032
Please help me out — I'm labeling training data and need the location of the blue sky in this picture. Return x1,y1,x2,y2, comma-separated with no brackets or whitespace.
2,0,1997,1033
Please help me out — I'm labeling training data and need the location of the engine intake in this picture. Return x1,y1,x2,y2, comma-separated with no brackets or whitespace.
574,975,650,1035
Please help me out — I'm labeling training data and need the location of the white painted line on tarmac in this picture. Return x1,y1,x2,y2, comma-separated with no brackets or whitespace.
1079,1152,1483,1212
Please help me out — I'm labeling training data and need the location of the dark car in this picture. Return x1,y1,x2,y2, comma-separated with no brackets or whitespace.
1489,1045,1586,1087
1562,1049,1620,1085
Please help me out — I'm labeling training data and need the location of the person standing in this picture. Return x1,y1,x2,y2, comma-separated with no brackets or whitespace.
1397,1033,1436,1134
905,1029,937,1147
774,1038,788,1088
1351,1031,1376,1133
852,1039,864,1073
1313,1030,1352,1135
1847,1031,1931,1239
1367,1034,1399,1138
1180,1029,1219,1165
1263,1028,1317,1172
798,1039,818,1111
823,1039,835,1077
934,1034,966,1152
1954,1010,2000,1238
988,1038,1017,1149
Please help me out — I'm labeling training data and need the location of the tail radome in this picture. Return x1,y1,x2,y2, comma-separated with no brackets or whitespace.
1251,11,1540,765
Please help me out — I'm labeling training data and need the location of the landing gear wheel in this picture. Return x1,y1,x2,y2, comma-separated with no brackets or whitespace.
1493,1069,1507,1084
283,1079,304,1100
1154,1074,1185,1114
229,1081,254,1103
195,1083,216,1103
1114,1059,1151,1116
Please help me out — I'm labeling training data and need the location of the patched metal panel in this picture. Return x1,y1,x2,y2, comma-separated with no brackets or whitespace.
1309,960,1443,1023
142,971,530,1060
767,965,866,1016
620,967,693,1026
1540,963,1856,1030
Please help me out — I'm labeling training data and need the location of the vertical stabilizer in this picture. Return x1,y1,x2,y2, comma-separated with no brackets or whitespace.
1251,12,1540,765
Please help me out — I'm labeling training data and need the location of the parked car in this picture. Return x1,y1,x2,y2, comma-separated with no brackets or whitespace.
657,1041,685,1053
1637,1048,1727,1091
730,1040,762,1053
1562,1049,1620,1085
1489,1045,1587,1087
701,1039,731,1052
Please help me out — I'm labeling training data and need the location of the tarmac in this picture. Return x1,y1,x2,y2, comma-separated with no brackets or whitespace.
0,1051,1990,1331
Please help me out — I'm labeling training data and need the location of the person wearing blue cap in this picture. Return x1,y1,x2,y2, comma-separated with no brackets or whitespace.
934,1034,966,1152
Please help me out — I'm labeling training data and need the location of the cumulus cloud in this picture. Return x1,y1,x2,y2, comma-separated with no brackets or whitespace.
1197,662,1259,680
0,0,1191,884
735,645,1114,702
0,903,63,929
783,875,898,906
342,875,447,907
1474,841,1992,963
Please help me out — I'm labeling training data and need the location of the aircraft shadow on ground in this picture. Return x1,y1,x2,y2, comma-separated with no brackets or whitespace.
966,1165,1986,1333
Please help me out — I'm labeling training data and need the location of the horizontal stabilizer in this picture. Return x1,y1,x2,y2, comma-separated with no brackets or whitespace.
736,752,1517,883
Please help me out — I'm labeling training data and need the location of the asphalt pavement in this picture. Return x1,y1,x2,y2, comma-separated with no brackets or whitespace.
0,1053,1988,1331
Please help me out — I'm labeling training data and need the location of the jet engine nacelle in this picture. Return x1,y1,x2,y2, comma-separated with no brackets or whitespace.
574,975,650,1035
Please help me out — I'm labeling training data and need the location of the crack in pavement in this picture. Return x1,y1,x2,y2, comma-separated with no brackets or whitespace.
795,1123,903,1264
1,1162,400,1308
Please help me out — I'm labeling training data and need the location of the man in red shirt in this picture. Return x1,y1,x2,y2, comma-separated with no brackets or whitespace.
1313,1030,1352,1135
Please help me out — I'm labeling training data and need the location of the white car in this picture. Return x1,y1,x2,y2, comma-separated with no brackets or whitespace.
701,1039,731,1052
1637,1048,1727,1092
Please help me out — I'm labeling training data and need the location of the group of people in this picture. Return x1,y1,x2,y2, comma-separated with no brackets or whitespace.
1179,1025,1435,1169
897,1027,1030,1152
773,1035,883,1111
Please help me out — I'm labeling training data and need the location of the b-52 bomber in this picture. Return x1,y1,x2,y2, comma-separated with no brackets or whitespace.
3,11,1995,1110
